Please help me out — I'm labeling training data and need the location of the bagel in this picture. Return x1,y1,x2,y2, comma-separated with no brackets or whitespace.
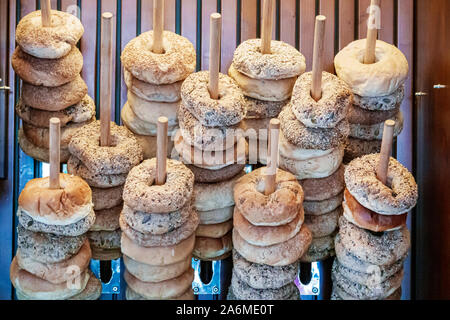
279,146,344,180
228,64,297,101
299,164,345,201
68,271,102,300
291,71,352,128
240,118,271,141
338,216,410,266
126,287,194,300
332,285,402,301
353,85,405,111
234,167,303,226
186,163,245,183
299,233,335,263
68,120,143,175
18,173,92,226
130,131,174,160
124,268,194,299
124,68,182,102
279,130,335,161
278,104,350,150
88,229,121,250
121,232,195,266
123,254,192,283
347,104,399,125
16,10,84,59
90,205,122,232
345,154,418,215
121,30,195,85
196,220,233,238
349,111,404,140
343,188,407,232
193,232,233,260
334,39,409,97
12,46,83,87
122,203,191,235
16,240,91,285
128,90,179,127
193,171,244,212
17,95,95,128
303,206,340,238
244,96,288,119
344,137,382,164
91,184,124,211
123,158,194,213
67,156,128,188
181,71,246,127
234,206,304,246
232,39,306,80
197,206,234,225
233,226,312,266
303,192,343,215
227,284,300,301
90,247,122,261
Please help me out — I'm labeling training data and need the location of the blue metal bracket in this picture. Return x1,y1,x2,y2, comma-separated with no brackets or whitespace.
90,259,122,295
191,258,222,295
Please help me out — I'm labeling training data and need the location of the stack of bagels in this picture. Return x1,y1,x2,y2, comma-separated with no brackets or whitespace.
173,70,247,261
120,159,197,300
331,154,418,300
278,71,352,263
334,39,408,163
228,168,312,300
229,39,306,161
10,173,101,300
120,30,196,159
67,121,143,260
13,9,95,163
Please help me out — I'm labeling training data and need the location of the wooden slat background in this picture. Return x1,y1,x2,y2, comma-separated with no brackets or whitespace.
1,0,415,300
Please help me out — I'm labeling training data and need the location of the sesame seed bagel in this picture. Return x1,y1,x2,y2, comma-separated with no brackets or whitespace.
299,164,345,201
279,145,344,180
345,154,418,215
121,30,196,85
90,204,122,232
16,10,84,59
353,85,405,111
88,229,121,250
196,220,233,238
232,39,306,80
303,206,341,238
344,137,382,164
181,71,246,127
334,39,409,97
21,75,87,112
68,120,143,175
241,118,271,141
121,203,191,235
233,226,312,266
234,206,304,246
303,192,343,215
186,163,245,183
234,167,304,226
348,104,399,125
299,233,336,263
244,96,288,119
197,206,234,225
349,111,404,140
123,254,192,283
124,68,182,103
119,208,199,247
278,130,336,161
332,285,402,300
291,71,353,129
91,184,124,211
338,216,410,266
12,46,83,87
279,105,350,150
232,250,298,290
67,156,128,188
90,247,122,261
193,232,233,260
16,240,91,285
228,64,297,102
123,158,194,213
17,95,96,128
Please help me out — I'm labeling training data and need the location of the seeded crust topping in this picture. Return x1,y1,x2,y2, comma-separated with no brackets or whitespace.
349,111,404,140
353,85,405,111
232,39,306,80
244,96,288,119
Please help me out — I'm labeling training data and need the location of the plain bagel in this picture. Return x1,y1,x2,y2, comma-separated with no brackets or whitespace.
303,206,340,238
91,184,124,211
347,104,399,125
186,163,245,184
303,192,343,215
196,220,233,238
197,206,234,225
300,164,345,201
193,232,233,260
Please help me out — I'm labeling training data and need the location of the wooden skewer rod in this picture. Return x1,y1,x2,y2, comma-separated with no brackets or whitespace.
156,117,168,185
208,13,222,100
49,118,60,189
261,0,275,54
100,12,113,147
41,0,52,27
311,15,326,102
376,120,395,185
265,119,280,195
364,0,381,64
152,0,165,54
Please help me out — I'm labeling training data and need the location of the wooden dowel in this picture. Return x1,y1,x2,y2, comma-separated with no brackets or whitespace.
265,119,280,195
364,0,380,64
156,117,168,185
208,13,222,100
41,0,52,27
311,15,326,101
49,118,60,189
261,0,275,54
152,0,165,54
100,12,113,147
376,120,395,185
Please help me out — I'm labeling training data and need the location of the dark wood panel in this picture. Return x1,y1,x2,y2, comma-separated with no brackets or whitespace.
221,0,237,72
299,0,315,71
241,0,257,41
280,0,296,48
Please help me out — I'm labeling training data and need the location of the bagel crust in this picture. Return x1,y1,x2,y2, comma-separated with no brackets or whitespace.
123,158,194,213
234,167,304,226
291,71,353,129
300,164,345,201
244,96,288,119
193,233,233,260
121,30,196,85
353,85,405,111
349,111,404,140
345,154,418,215
348,104,399,125
232,39,306,80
